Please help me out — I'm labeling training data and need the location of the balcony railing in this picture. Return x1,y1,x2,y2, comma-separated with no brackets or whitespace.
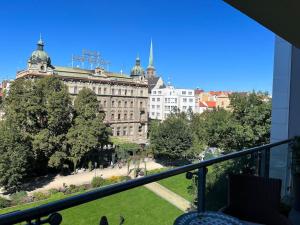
0,138,293,225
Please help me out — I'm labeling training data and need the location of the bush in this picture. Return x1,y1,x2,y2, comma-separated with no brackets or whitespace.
48,188,60,195
103,176,131,186
91,176,105,188
10,191,28,205
0,196,11,209
32,191,50,201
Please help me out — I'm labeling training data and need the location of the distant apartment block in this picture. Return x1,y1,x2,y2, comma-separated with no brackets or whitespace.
149,85,196,120
195,89,232,113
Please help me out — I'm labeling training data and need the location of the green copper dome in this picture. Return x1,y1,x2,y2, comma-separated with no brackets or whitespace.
28,36,52,67
130,56,145,77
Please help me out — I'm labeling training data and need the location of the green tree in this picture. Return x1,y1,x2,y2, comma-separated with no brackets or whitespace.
67,88,111,171
0,120,31,192
229,92,271,147
4,77,73,174
150,115,193,159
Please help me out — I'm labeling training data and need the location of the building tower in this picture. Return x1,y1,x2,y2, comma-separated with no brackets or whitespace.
146,39,156,78
27,35,54,71
130,55,145,80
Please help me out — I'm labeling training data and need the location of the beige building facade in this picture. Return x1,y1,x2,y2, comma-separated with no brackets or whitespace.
16,38,148,143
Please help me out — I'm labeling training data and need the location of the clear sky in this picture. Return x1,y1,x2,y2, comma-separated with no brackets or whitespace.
0,0,275,92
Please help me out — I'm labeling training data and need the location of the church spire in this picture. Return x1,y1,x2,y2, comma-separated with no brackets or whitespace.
147,39,156,77
148,39,154,68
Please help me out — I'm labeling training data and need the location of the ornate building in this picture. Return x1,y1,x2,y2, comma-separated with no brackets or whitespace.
17,37,148,143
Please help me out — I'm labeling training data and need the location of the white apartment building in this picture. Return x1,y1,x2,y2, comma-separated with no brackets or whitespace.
149,85,196,120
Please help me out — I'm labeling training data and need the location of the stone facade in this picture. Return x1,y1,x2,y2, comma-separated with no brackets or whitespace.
16,38,148,143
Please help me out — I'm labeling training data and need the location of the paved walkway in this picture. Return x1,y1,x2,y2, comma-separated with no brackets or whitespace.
144,182,191,212
29,160,163,194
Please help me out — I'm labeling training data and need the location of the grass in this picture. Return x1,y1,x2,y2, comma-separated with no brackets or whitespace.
0,187,182,225
147,167,194,202
158,174,193,202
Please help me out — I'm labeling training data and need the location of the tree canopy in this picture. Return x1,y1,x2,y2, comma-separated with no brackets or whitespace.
67,88,111,171
150,92,271,159
0,79,112,192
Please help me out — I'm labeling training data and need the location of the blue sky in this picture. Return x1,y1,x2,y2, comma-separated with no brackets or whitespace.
0,0,275,92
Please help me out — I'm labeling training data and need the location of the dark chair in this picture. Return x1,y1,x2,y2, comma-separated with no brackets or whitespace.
221,174,292,225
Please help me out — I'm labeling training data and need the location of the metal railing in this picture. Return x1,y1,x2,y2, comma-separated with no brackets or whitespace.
0,138,293,225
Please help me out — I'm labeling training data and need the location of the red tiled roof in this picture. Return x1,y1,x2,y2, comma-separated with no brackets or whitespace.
199,101,208,107
206,101,216,108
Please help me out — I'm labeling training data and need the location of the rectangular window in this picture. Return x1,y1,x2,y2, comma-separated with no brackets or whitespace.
188,91,193,95
157,105,160,109
111,113,115,120
165,98,167,103
123,127,127,136
182,91,186,95
138,125,143,132
98,87,101,95
152,105,155,109
158,91,162,94
189,98,193,102
183,98,187,102
104,88,107,94
157,112,160,117
152,98,155,102
129,126,133,135
112,89,115,95
153,91,156,94
118,114,121,120
111,127,115,135
151,112,155,116
157,98,160,102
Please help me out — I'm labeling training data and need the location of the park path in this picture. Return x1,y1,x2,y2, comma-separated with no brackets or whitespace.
29,160,163,194
144,182,191,212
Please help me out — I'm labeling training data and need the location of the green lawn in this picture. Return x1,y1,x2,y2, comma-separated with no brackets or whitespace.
158,173,193,202
147,167,194,202
0,187,182,225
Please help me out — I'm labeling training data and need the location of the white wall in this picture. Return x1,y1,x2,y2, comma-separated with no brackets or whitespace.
270,36,300,196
